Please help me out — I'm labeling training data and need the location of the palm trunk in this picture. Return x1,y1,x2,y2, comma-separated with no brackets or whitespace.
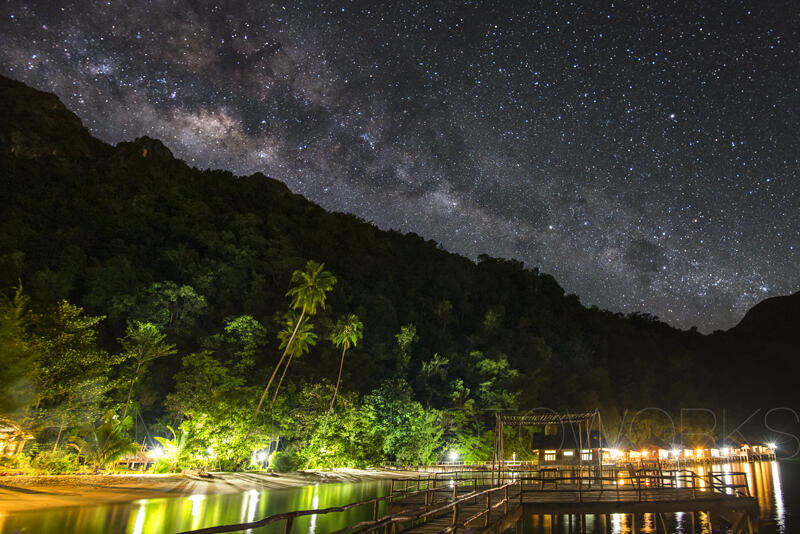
53,413,66,453
322,345,348,435
255,308,305,417
122,360,142,421
270,352,294,406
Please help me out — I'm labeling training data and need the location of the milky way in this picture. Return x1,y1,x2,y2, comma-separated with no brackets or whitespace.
1,1,798,332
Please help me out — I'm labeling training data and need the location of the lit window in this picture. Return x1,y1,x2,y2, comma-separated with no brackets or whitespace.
544,450,556,461
581,450,591,461
563,450,574,457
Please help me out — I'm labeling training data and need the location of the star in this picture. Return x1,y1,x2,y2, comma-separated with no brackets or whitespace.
1,1,797,332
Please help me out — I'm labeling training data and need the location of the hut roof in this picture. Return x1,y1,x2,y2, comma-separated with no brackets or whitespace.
532,428,607,450
637,435,670,450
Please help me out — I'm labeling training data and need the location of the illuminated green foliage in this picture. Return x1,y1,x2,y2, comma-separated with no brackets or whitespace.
119,321,176,419
70,410,137,472
154,425,194,473
0,285,36,422
167,351,271,470
30,301,125,450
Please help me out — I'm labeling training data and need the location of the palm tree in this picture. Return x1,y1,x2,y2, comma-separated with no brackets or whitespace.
154,425,194,472
70,410,137,472
323,314,363,433
270,313,318,406
254,260,335,416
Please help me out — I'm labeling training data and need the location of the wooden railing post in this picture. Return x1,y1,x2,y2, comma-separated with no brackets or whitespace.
389,479,394,503
284,517,294,534
504,485,509,513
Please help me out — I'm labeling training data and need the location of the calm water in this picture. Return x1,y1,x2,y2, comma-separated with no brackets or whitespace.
1,461,795,533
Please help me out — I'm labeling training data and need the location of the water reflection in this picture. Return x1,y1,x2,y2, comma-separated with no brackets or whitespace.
771,461,785,533
0,461,793,533
519,461,791,534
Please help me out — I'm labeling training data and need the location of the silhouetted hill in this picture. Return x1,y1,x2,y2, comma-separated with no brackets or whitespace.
1,74,797,421
707,291,800,405
0,76,108,160
728,291,800,337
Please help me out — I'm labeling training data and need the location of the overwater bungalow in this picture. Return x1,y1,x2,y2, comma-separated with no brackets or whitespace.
532,426,607,467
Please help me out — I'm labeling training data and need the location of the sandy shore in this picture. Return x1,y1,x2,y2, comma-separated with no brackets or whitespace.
0,468,421,513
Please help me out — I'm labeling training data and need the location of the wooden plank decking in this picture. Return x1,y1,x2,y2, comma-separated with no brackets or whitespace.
391,485,756,533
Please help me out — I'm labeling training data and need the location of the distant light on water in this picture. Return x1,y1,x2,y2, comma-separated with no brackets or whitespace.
771,461,786,533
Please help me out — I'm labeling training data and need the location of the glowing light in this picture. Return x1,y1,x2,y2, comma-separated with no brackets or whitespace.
448,450,459,462
671,448,680,457
768,443,776,450
152,446,163,459
609,449,622,459
131,505,146,534
772,460,786,532
188,494,205,528
309,491,320,533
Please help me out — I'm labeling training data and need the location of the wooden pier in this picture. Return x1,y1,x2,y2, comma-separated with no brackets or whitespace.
180,467,759,534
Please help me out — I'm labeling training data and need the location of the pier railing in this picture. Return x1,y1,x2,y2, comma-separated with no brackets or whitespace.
178,468,751,534
177,476,515,534
403,467,750,502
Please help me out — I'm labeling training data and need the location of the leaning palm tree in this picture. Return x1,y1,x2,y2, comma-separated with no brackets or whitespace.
270,314,318,406
323,315,363,433
255,260,335,416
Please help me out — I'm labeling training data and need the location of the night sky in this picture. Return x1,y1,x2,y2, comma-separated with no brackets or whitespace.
1,2,798,332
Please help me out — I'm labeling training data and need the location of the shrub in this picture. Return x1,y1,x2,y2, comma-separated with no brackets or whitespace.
269,451,294,473
32,450,79,474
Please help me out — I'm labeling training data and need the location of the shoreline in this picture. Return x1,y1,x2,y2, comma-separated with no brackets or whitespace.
0,468,421,514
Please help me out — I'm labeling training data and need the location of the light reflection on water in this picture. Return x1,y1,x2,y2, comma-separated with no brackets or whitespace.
0,461,794,533
2,480,391,534
520,460,792,534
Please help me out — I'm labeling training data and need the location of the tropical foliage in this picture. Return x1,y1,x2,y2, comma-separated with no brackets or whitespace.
70,411,137,472
0,76,794,473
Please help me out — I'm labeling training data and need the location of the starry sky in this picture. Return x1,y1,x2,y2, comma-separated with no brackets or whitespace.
1,1,798,332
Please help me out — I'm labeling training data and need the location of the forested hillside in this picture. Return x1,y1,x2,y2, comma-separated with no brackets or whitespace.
1,75,796,470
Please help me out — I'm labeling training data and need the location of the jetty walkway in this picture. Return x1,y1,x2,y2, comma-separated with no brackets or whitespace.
179,467,758,534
